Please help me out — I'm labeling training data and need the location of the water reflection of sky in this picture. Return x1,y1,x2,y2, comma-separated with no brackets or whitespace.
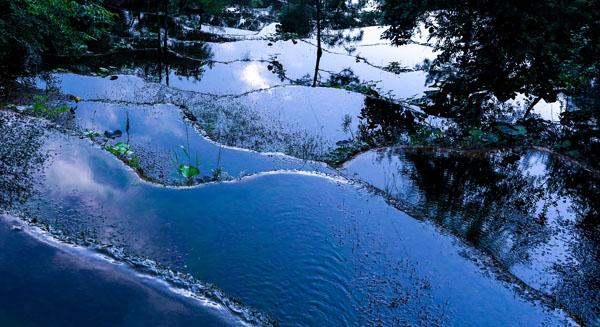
19,132,574,326
71,101,331,182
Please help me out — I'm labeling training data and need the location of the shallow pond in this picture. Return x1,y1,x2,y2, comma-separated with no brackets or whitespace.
40,73,367,159
2,112,573,326
70,101,331,183
5,19,593,326
205,38,432,99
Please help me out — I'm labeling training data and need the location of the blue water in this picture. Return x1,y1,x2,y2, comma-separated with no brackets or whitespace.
71,101,331,183
0,213,246,327
11,131,571,326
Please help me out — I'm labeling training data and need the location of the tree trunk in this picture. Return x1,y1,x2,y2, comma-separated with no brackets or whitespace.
522,96,542,120
156,3,161,57
163,0,168,53
312,0,323,87
164,0,170,85
156,2,162,82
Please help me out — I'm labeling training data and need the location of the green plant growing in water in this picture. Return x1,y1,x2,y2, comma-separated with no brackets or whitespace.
210,146,232,181
106,141,133,157
83,129,100,140
127,156,142,170
105,141,142,171
29,95,69,119
173,124,201,181
174,146,200,179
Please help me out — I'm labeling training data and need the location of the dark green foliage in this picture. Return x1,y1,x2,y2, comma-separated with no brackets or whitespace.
383,61,412,74
278,1,313,36
322,68,381,96
379,0,599,122
326,140,368,166
359,96,423,144
0,0,113,78
278,0,374,36
172,0,231,16
327,68,361,86
561,82,600,164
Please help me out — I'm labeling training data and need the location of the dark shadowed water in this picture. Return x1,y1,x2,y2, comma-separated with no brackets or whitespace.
343,147,600,324
0,214,246,327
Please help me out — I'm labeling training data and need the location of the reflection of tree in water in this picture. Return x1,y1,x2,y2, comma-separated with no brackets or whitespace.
47,42,214,85
543,155,600,322
393,148,599,323
399,149,552,265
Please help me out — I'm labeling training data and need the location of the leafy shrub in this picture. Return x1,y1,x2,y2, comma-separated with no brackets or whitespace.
0,0,114,78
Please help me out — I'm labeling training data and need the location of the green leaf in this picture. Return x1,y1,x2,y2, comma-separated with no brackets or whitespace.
107,142,132,157
513,125,528,136
178,164,200,178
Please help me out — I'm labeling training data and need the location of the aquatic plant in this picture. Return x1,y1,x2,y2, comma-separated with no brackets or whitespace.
106,142,133,157
178,160,200,179
210,145,230,181
127,156,142,170
211,168,224,180
29,95,70,119
173,124,201,181
83,130,101,140
104,141,142,171
174,145,200,179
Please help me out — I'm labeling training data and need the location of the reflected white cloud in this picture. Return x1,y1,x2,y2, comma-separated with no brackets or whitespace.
240,62,270,89
46,153,114,198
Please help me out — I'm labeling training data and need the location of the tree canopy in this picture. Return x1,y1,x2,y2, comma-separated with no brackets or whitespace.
379,0,600,123
0,0,113,77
